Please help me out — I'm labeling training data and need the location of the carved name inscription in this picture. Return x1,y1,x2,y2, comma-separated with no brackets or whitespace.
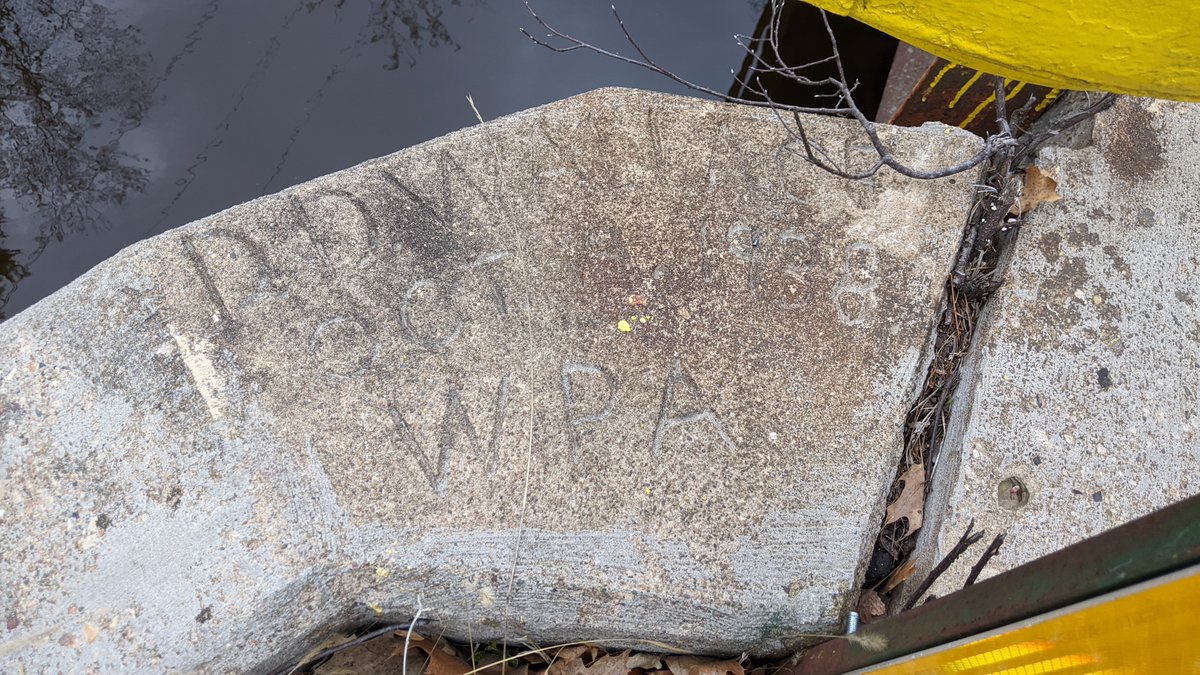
179,172,886,498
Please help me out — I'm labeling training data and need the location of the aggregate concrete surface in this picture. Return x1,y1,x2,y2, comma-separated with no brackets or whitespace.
911,97,1200,599
0,88,982,671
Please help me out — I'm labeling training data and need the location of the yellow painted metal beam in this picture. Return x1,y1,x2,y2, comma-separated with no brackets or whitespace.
804,0,1200,101
857,565,1200,674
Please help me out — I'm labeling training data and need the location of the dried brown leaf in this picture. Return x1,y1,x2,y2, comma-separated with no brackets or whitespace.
883,462,925,536
546,649,677,675
664,655,744,675
880,559,917,595
545,646,605,675
627,653,666,671
1012,166,1061,215
856,589,887,622
391,632,472,675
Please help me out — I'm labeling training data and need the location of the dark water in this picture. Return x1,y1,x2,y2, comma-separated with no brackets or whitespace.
0,0,763,319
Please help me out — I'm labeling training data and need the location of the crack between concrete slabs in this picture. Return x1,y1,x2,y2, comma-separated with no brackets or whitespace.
858,91,1115,620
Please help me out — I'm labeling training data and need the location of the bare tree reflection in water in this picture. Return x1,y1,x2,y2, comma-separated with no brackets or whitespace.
0,0,474,319
0,0,151,319
262,0,473,191
306,0,464,70
0,215,30,316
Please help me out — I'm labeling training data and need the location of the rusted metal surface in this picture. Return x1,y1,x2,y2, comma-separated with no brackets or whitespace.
876,44,935,125
876,44,1060,137
786,493,1200,675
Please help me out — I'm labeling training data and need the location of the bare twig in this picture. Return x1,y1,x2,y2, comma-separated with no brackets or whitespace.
403,597,428,675
963,532,1007,587
992,76,1011,138
902,519,985,611
466,94,485,124
521,0,1009,180
282,622,410,675
1013,92,1118,166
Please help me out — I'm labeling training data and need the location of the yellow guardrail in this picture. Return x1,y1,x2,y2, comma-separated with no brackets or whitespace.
805,0,1200,101
857,565,1200,674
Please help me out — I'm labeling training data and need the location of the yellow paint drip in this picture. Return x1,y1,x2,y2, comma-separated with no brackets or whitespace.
959,80,1028,129
1035,88,1063,113
947,70,983,109
806,0,1200,101
617,319,632,333
922,62,956,102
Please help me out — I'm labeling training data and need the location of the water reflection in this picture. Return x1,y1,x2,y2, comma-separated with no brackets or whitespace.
0,0,758,320
0,215,29,315
0,0,479,318
306,0,466,70
0,0,152,316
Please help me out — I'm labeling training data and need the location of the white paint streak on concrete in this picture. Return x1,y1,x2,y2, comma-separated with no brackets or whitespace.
168,323,226,421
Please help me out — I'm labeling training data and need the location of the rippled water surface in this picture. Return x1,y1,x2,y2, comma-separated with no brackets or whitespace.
0,0,761,319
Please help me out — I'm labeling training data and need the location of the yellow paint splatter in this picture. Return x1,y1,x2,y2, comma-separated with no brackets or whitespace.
639,316,648,324
1034,88,1062,112
802,0,1200,100
617,319,632,333
375,567,390,579
368,602,383,616
922,62,956,102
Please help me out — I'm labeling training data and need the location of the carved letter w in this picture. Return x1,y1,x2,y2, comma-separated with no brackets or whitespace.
387,378,508,497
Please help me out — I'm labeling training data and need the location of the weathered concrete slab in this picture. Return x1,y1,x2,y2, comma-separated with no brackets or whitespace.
0,88,980,671
911,98,1200,599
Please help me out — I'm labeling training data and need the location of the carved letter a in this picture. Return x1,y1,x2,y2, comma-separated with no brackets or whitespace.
652,357,737,457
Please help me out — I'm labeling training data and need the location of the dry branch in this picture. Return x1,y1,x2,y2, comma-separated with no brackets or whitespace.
521,0,1013,180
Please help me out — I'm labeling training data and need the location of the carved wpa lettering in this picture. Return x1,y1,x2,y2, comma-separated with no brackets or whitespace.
727,223,768,290
486,376,510,476
378,172,459,262
460,251,510,316
396,251,511,351
310,315,379,377
652,357,737,457
296,190,379,269
387,376,510,496
560,361,618,463
695,220,714,282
